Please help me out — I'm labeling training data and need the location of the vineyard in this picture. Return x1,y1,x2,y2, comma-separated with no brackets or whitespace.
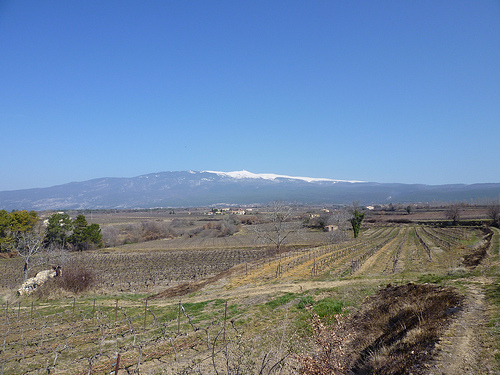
0,222,498,374
0,247,276,293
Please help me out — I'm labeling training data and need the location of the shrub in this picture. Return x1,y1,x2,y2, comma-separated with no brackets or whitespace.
57,264,96,294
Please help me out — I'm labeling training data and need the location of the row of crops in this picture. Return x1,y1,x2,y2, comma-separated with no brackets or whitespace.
1,296,241,374
0,225,486,293
235,225,487,282
0,247,277,293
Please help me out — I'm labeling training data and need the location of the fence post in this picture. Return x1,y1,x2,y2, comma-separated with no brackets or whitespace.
177,300,181,335
223,301,228,342
143,299,148,330
115,299,118,323
92,298,96,324
112,353,121,374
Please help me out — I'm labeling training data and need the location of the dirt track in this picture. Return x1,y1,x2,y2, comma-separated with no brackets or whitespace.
431,278,494,374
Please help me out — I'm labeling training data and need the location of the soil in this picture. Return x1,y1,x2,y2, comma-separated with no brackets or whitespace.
300,283,467,375
430,278,495,375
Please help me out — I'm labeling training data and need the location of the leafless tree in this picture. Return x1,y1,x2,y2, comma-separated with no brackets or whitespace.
220,215,239,236
44,243,70,271
101,226,120,247
445,204,461,225
13,228,45,282
254,201,301,257
486,200,500,226
327,209,350,244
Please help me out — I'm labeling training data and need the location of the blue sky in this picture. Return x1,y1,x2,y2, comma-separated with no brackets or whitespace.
1,1,499,191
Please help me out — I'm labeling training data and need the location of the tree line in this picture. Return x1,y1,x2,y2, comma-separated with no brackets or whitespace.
44,212,102,251
0,210,102,283
0,209,39,252
0,210,103,253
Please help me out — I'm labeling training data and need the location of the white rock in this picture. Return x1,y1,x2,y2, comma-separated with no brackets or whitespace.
18,269,56,296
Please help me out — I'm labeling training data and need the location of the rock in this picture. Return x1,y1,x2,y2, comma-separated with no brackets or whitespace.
18,269,56,296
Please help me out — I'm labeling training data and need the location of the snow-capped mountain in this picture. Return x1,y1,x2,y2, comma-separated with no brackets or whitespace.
1,170,499,210
203,170,363,183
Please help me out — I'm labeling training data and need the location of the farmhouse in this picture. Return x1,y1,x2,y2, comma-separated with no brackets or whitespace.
230,209,246,215
325,224,338,232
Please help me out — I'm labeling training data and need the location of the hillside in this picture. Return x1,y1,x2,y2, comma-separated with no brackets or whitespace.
1,170,500,210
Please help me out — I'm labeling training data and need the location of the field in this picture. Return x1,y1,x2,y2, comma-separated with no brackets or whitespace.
0,206,499,374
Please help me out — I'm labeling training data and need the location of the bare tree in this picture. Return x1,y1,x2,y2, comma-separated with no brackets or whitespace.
486,200,500,226
101,226,120,247
254,201,301,257
220,214,239,236
445,204,461,225
14,228,45,282
44,243,70,271
327,209,350,244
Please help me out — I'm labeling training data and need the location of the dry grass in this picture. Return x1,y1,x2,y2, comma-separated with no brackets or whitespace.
298,283,464,375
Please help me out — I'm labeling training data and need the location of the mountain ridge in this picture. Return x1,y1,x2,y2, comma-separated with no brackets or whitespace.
1,170,499,211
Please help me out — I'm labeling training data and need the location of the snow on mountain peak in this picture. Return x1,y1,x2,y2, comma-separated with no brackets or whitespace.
204,170,363,183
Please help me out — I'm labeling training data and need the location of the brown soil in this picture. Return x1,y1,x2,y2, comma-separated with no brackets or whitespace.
0,251,17,259
463,228,493,268
430,278,494,374
150,263,246,299
300,283,466,375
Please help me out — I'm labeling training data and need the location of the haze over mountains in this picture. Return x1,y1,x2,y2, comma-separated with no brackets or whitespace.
1,170,499,211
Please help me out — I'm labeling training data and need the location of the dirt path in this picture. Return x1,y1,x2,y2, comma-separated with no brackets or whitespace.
430,278,494,374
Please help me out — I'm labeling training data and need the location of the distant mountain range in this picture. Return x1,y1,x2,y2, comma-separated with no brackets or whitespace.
1,170,499,211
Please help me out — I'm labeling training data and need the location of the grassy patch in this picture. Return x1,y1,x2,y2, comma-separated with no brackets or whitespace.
82,293,149,303
313,297,345,324
182,300,210,314
295,309,313,336
329,284,377,309
182,301,212,323
227,303,243,316
417,270,479,284
484,279,500,370
297,296,315,309
485,280,500,305
158,307,178,322
265,292,297,309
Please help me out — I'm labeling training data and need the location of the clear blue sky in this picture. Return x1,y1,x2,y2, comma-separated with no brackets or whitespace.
1,1,499,191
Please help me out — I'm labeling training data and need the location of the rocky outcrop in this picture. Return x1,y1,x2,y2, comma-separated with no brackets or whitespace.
18,269,56,296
